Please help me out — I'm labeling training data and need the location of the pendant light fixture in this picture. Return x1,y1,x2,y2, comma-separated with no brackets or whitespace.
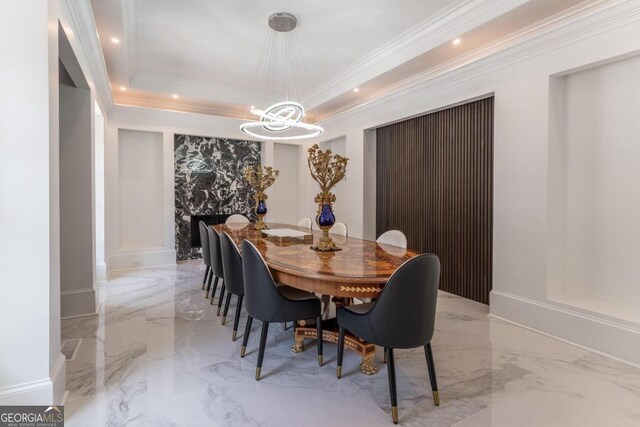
240,12,323,141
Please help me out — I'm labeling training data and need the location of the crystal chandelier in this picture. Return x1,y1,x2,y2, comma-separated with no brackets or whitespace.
240,13,323,141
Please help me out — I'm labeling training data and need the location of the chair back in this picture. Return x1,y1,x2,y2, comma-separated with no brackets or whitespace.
226,214,249,225
297,217,313,230
367,254,440,348
331,222,348,237
242,240,288,321
198,221,211,266
207,226,224,277
219,232,244,296
376,230,407,248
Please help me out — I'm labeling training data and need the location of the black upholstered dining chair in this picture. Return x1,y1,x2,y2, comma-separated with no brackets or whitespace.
241,240,323,380
219,232,246,341
206,226,224,304
198,221,212,291
336,254,441,424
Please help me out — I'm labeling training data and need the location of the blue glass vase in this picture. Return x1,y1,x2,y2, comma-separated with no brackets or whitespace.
254,197,268,230
318,204,335,228
256,199,267,215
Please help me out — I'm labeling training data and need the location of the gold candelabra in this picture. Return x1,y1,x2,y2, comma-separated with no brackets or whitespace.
307,144,349,251
243,165,279,230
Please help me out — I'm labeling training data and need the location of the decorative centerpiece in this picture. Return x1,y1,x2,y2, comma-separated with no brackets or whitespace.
307,144,349,251
244,165,279,230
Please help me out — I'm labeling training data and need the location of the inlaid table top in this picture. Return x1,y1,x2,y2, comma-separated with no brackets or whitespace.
214,222,419,298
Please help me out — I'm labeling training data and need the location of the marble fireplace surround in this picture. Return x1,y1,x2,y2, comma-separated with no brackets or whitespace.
174,134,261,260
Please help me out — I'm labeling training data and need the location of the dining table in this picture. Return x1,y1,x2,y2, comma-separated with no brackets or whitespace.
214,222,419,375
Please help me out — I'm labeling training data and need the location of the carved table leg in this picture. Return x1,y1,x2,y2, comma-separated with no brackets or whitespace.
360,354,377,375
291,297,378,375
291,334,304,353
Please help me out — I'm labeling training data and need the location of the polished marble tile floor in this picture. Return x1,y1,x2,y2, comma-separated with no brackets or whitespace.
62,261,640,426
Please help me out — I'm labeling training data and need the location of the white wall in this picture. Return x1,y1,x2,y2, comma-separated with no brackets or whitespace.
548,55,640,323
0,0,61,405
269,143,302,224
0,0,112,404
304,1,640,366
95,104,106,281
59,63,96,319
118,130,165,251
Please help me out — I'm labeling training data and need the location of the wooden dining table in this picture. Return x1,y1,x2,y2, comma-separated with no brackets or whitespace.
214,222,419,374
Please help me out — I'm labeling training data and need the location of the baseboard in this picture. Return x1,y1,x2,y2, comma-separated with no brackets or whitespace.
107,249,176,277
0,353,65,405
490,290,640,366
61,304,99,320
61,287,97,319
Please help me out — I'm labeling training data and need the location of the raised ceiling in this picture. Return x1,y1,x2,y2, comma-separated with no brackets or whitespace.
91,0,589,121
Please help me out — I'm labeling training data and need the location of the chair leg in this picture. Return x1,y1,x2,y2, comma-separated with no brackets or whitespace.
336,326,345,378
316,316,323,366
424,343,440,406
202,266,210,290
205,270,213,294
241,315,253,357
209,277,220,304
232,295,244,341
256,322,269,380
386,348,399,424
221,293,232,325
217,284,225,316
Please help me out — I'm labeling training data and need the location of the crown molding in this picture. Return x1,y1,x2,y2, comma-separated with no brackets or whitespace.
319,0,640,125
302,0,529,109
64,0,114,111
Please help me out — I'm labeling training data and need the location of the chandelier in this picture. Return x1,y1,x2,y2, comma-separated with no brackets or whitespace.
240,13,323,141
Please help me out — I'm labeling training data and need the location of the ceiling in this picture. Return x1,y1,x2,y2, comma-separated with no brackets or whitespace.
91,0,589,121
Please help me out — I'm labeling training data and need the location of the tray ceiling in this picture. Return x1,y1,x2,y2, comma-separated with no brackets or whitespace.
90,0,589,121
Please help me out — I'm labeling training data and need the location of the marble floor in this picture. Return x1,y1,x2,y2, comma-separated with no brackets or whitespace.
61,261,640,427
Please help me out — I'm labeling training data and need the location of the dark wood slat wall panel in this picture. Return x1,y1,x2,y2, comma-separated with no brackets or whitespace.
376,97,494,304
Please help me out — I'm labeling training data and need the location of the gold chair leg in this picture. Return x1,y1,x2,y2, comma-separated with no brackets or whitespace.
391,406,398,424
433,390,440,406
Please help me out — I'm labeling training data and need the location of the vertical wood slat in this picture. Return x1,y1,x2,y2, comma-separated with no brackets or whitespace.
376,97,494,304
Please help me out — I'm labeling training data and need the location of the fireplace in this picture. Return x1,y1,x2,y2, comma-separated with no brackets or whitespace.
174,134,261,260
190,214,233,247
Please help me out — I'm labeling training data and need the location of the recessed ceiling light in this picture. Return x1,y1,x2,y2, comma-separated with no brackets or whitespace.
119,86,126,92
452,38,461,46
172,94,179,99
353,88,360,92
111,37,120,44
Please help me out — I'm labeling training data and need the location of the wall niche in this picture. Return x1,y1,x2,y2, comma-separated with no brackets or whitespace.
547,54,640,325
